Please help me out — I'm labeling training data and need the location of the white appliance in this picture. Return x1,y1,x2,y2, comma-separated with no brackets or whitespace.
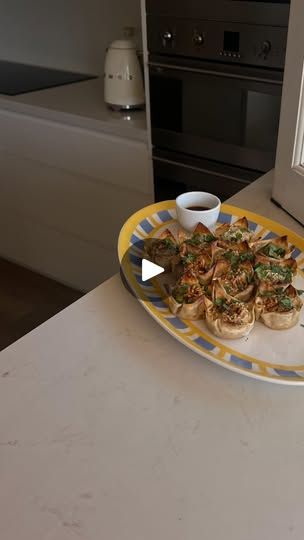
104,39,145,110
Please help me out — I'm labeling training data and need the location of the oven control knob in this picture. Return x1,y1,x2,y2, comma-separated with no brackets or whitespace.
193,32,204,46
260,40,272,59
162,31,173,45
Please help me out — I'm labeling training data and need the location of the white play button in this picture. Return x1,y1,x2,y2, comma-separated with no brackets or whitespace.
142,258,165,282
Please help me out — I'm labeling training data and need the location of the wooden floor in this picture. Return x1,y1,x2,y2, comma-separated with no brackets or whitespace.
0,258,83,351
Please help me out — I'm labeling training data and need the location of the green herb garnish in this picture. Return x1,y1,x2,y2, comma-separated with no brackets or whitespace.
261,244,286,259
185,235,200,246
214,298,230,311
183,253,197,265
255,263,293,283
202,234,216,243
224,250,254,268
224,251,239,267
239,252,254,262
259,288,294,310
162,238,178,252
296,289,304,296
186,232,215,246
173,284,189,304
279,297,293,310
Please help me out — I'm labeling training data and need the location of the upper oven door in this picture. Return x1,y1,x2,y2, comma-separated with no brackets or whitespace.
149,59,283,172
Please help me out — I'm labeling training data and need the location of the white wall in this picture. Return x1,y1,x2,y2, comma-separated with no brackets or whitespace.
0,0,141,74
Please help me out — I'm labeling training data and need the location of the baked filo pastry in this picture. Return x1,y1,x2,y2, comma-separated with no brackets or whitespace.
255,283,303,330
252,235,293,261
215,217,252,243
211,240,254,264
180,250,215,286
169,270,207,320
174,223,215,279
145,229,179,272
205,282,255,339
179,222,215,257
213,259,255,302
254,256,297,287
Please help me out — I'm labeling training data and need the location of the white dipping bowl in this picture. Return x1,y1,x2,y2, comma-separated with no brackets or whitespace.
176,191,221,232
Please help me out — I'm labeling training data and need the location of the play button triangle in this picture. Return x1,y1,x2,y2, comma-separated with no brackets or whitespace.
142,258,165,282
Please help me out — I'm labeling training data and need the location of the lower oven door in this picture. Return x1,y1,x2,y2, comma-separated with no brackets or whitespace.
149,59,283,172
153,150,260,202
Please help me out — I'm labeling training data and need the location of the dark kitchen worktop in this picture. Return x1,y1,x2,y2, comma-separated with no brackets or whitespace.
0,59,96,96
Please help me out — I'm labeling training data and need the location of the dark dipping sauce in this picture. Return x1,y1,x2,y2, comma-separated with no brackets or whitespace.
186,205,211,211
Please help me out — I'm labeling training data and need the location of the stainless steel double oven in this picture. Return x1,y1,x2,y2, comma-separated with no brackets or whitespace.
146,0,290,201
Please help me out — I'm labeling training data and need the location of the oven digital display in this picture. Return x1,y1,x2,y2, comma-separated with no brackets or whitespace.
224,31,240,53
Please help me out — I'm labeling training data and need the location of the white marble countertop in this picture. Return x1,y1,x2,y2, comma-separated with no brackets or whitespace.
0,78,147,142
0,171,304,540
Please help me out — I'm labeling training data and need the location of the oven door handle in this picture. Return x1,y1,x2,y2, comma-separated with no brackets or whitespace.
153,156,250,184
149,61,283,86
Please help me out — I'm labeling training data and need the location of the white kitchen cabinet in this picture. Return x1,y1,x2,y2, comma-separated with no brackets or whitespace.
0,109,151,195
0,108,152,291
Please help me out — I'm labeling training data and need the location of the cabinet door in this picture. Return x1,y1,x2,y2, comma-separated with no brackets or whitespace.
0,109,153,195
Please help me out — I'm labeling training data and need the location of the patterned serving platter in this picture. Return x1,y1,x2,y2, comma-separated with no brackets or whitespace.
118,201,304,385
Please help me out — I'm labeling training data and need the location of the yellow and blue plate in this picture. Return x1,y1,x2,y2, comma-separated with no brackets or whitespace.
118,201,304,385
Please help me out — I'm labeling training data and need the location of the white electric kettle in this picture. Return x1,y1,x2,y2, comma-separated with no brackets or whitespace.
104,39,145,110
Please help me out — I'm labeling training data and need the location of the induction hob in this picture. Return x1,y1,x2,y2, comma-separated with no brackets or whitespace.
0,60,97,96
